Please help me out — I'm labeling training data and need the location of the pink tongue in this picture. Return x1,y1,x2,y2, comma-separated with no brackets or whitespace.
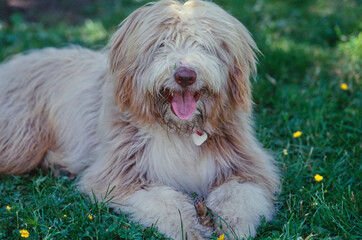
171,91,196,120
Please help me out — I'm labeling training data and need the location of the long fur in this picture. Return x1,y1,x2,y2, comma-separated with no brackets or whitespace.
0,0,279,239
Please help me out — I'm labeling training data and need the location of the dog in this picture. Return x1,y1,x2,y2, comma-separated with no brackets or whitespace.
0,0,279,239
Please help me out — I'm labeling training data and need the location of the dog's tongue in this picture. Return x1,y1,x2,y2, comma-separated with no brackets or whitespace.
171,91,196,120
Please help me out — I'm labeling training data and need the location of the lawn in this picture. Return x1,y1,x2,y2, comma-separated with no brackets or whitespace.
0,0,361,239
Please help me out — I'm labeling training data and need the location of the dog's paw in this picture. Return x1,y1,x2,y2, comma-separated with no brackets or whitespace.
113,185,213,240
207,181,274,239
183,224,213,240
50,164,77,180
163,206,213,240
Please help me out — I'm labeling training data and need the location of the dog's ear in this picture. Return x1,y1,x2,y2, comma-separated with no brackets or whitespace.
107,6,147,109
223,24,259,113
228,64,252,113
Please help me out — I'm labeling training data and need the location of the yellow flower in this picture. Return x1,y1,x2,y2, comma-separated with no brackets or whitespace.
311,202,318,206
19,229,29,238
314,174,323,182
217,234,225,240
6,206,11,211
88,214,93,220
293,131,302,138
283,149,288,155
63,214,67,217
340,83,348,90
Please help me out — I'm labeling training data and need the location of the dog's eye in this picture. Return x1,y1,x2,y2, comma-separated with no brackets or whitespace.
159,43,165,48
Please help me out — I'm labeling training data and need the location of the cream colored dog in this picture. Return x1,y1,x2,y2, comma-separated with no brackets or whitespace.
0,0,279,239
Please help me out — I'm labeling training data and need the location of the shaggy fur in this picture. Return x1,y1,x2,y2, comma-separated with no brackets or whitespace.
0,0,279,239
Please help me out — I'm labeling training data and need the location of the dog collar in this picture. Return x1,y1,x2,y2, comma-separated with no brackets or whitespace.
192,130,208,146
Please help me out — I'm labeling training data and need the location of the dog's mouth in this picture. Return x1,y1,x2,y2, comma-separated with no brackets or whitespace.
163,88,201,120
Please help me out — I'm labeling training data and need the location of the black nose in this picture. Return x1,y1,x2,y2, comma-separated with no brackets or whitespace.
174,67,196,87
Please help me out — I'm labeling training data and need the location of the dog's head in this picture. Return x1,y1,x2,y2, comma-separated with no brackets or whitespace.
108,0,258,133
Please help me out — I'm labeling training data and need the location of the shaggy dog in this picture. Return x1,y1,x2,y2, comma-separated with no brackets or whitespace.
0,0,279,239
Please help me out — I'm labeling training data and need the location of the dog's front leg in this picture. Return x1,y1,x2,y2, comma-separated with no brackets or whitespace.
109,184,211,240
206,180,274,239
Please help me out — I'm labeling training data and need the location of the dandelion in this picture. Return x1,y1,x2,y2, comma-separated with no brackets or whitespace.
324,190,328,193
314,174,323,182
63,214,67,217
6,206,11,211
283,149,288,155
293,131,302,138
19,229,29,238
340,83,348,90
88,214,93,220
217,234,225,240
311,202,318,206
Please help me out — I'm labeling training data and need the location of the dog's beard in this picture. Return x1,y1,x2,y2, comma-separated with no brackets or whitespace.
155,90,206,134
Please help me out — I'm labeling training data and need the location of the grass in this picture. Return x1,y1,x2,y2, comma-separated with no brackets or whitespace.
0,0,361,239
0,173,163,239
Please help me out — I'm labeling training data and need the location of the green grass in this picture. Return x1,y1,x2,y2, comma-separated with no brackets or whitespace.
0,173,164,239
0,0,361,239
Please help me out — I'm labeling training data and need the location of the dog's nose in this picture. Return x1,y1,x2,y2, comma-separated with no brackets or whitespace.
174,67,196,87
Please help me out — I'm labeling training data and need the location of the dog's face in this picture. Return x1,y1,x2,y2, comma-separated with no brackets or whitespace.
108,0,258,133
